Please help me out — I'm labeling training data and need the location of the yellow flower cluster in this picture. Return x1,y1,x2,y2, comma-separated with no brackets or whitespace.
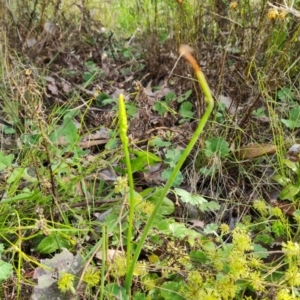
232,228,253,252
114,176,128,194
137,200,155,216
253,199,268,217
57,273,76,294
230,1,238,10
276,288,299,299
110,255,127,277
282,241,300,260
268,8,288,20
285,266,300,286
83,267,100,287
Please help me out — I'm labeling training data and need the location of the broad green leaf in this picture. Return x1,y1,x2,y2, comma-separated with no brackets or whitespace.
177,90,192,103
279,183,300,200
254,234,274,245
7,168,25,183
133,292,148,300
169,223,188,239
277,87,293,102
253,244,270,258
189,250,207,263
282,158,298,172
203,223,218,234
204,137,230,158
147,188,175,215
0,260,13,282
154,101,167,115
150,137,171,147
0,152,14,171
273,174,291,186
293,210,300,218
36,234,72,254
153,219,171,232
282,107,300,129
161,168,183,187
174,188,207,206
4,127,15,134
125,103,137,117
165,149,183,167
165,92,176,103
179,101,194,119
130,150,161,172
202,241,216,252
61,118,78,144
160,282,185,300
200,201,220,211
160,197,175,215
104,283,128,300
199,166,215,176
105,137,118,150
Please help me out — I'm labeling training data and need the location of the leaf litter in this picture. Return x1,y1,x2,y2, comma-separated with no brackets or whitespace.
0,2,298,298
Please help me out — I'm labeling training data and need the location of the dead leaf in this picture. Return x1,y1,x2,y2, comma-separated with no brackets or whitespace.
219,94,237,114
44,21,56,35
78,139,109,148
61,81,72,93
97,168,117,181
287,144,300,162
47,83,58,95
236,143,277,159
95,249,125,262
82,128,110,141
25,36,37,48
57,135,109,148
188,220,205,228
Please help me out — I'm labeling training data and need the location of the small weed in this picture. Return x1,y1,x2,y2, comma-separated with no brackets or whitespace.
0,244,13,283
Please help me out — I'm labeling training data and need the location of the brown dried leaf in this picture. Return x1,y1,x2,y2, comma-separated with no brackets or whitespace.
78,139,109,148
25,36,37,48
236,143,277,159
95,249,125,262
47,83,58,95
287,144,300,162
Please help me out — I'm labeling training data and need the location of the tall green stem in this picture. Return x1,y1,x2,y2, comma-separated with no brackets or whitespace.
118,94,135,272
124,44,214,293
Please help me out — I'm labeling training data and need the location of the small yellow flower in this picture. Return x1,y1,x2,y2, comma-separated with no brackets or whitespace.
282,241,300,258
187,271,203,286
133,261,148,277
110,255,127,277
137,200,155,215
83,267,100,287
247,254,263,268
142,275,156,290
230,1,238,10
269,206,283,217
268,8,279,20
276,288,295,300
253,199,268,216
220,223,230,234
114,176,128,194
228,251,248,279
248,271,265,291
215,275,238,298
278,10,288,20
285,266,300,286
232,228,253,252
57,273,75,294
